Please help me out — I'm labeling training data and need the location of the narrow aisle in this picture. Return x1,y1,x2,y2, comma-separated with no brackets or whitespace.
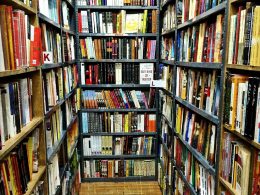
79,181,162,195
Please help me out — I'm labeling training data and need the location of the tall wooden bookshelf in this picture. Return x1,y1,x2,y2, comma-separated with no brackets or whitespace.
75,1,160,182
219,0,260,194
0,0,48,194
159,0,229,194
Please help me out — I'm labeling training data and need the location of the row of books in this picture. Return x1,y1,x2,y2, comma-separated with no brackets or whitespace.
41,23,62,64
159,64,173,91
80,37,156,59
81,89,155,109
83,159,156,178
81,63,154,85
162,4,176,33
78,10,157,34
176,68,221,116
0,128,39,194
175,105,217,165
65,96,77,128
42,65,77,112
221,132,255,195
0,78,32,149
48,154,60,195
83,136,155,156
228,5,260,66
160,92,173,123
39,0,60,24
82,112,156,133
161,119,173,151
67,120,79,157
180,0,224,23
77,0,157,6
158,148,172,192
224,74,260,142
177,14,224,63
161,37,175,60
62,33,75,62
62,1,72,31
174,138,215,194
0,6,41,70
45,107,64,152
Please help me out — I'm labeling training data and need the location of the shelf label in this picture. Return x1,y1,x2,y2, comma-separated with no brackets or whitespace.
43,52,53,64
150,80,166,88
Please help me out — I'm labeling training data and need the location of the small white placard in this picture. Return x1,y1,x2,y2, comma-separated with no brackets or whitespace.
43,52,53,64
150,79,166,88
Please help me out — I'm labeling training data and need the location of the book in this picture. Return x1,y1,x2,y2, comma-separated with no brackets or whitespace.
77,0,156,6
139,63,154,84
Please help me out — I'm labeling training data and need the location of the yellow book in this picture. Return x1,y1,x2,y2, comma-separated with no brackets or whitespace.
7,157,18,195
1,163,10,195
27,137,33,180
142,10,148,33
125,114,129,133
125,14,139,33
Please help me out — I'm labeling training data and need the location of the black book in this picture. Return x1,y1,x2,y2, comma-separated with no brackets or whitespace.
244,77,259,139
87,9,93,33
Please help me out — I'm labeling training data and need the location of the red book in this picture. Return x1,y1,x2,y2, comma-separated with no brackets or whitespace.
30,27,42,66
78,12,82,32
6,6,15,70
12,10,21,69
233,6,242,64
86,64,92,84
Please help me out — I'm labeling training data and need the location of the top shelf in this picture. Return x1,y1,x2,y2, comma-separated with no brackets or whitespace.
0,67,40,78
1,0,36,15
38,13,61,29
77,5,158,10
177,2,227,30
226,64,260,72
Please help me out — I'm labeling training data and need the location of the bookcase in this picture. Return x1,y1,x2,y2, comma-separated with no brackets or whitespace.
219,0,260,195
159,0,229,194
75,0,160,182
37,0,80,194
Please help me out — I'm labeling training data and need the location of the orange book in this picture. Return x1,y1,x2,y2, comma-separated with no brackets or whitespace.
148,114,156,132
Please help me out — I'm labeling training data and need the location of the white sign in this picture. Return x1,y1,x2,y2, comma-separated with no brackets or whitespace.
43,51,53,64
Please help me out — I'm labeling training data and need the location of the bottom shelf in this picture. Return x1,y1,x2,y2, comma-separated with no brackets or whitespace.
82,176,156,182
219,177,239,195
24,166,46,195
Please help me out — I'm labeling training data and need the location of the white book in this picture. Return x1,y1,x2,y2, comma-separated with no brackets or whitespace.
39,0,49,17
115,63,122,84
228,15,237,64
237,9,246,65
241,81,248,135
139,63,154,84
236,83,244,132
254,86,260,143
229,82,235,125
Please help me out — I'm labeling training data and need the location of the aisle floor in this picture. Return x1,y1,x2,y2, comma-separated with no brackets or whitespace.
79,181,162,195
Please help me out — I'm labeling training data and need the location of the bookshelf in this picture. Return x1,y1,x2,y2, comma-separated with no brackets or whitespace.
160,0,229,194
219,0,260,195
76,0,160,182
0,0,48,193
37,0,80,194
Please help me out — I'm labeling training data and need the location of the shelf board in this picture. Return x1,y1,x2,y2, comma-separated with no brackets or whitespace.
81,108,157,112
81,176,156,182
174,165,197,195
81,84,150,89
59,163,68,181
177,2,227,30
24,166,46,195
176,61,222,69
82,132,157,136
79,33,157,37
226,64,260,71
64,0,74,9
64,87,77,99
47,130,67,162
161,114,173,129
160,88,174,97
38,13,61,29
161,28,176,36
41,63,63,70
62,27,76,35
0,67,40,78
68,137,79,161
77,5,158,10
175,97,219,125
83,154,156,159
224,125,260,150
161,0,174,10
2,0,36,14
80,59,157,63
219,177,239,195
160,138,172,158
0,117,43,160
45,99,65,119
160,60,175,66
67,115,78,131
63,60,77,65
175,133,215,175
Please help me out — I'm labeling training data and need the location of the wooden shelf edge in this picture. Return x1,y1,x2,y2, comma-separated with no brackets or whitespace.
223,125,260,150
24,166,46,195
82,132,157,136
0,67,40,78
0,117,43,160
226,64,260,71
68,137,79,161
219,177,239,195
81,176,156,182
83,154,156,159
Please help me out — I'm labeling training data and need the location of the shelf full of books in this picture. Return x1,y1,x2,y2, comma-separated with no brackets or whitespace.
159,0,228,193
76,0,160,182
219,1,260,195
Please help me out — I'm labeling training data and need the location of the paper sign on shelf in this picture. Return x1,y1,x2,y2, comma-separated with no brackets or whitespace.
150,79,166,88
